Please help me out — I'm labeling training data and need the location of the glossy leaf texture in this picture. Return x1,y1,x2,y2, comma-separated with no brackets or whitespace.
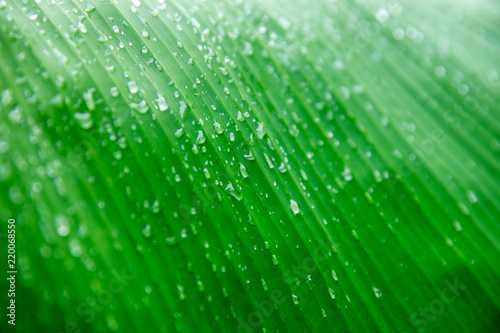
0,0,499,332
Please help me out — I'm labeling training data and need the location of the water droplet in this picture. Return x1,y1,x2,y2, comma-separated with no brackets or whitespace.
69,238,84,257
328,288,335,299
155,93,168,111
196,279,204,292
78,22,87,33
131,100,149,114
179,101,187,119
292,294,300,304
142,224,152,238
196,130,206,144
213,121,224,134
151,200,160,214
110,86,119,97
332,270,338,282
225,182,242,201
466,190,477,203
177,285,185,300
352,229,359,240
373,287,382,298
290,200,299,215
237,111,245,122
272,254,279,265
83,87,95,110
261,279,268,291
165,236,177,246
342,167,353,182
175,128,184,138
240,163,249,178
264,153,274,169
128,81,139,94
244,152,254,161
434,66,446,78
375,9,389,23
55,214,70,237
256,122,266,140
74,112,93,129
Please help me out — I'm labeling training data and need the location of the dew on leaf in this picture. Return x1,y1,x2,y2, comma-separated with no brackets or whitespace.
240,163,249,178
213,121,224,134
175,128,184,138
290,200,299,215
131,100,149,114
196,130,206,144
179,101,187,119
74,112,94,129
155,93,168,111
328,288,335,299
128,81,139,94
256,122,266,139
244,152,254,160
264,153,274,169
142,224,151,238
83,88,96,110
110,86,119,97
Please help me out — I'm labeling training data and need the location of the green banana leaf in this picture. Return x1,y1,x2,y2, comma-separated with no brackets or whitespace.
0,0,499,332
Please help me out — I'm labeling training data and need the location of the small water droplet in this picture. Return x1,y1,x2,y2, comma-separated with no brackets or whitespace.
175,128,184,138
290,200,300,215
128,81,139,94
240,163,249,178
110,86,119,97
244,152,254,161
131,100,149,114
373,287,382,298
261,279,268,291
196,130,206,144
328,288,335,299
74,112,93,129
264,153,274,169
142,224,152,238
213,121,224,134
256,122,266,140
332,270,338,282
466,190,477,203
155,93,168,111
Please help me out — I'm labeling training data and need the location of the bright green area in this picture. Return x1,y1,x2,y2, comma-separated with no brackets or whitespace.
0,0,499,332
